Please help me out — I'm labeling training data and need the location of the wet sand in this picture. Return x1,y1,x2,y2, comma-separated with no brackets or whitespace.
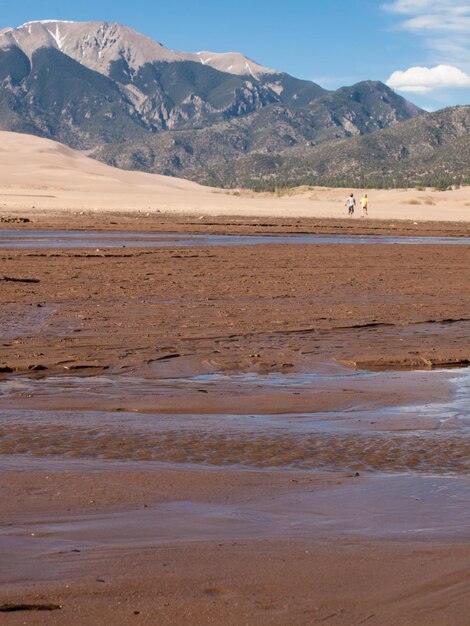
1,469,470,625
1,217,469,375
1,212,470,624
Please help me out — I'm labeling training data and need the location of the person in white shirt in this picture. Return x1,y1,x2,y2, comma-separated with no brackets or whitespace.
345,193,356,217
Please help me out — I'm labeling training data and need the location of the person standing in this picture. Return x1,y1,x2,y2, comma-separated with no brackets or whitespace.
345,193,356,217
360,193,369,217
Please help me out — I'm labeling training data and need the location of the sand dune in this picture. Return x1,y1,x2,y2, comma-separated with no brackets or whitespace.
1,130,469,221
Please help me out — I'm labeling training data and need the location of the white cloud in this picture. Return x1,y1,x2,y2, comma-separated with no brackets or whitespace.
382,1,470,70
384,1,469,19
383,0,470,35
403,15,470,33
386,64,470,93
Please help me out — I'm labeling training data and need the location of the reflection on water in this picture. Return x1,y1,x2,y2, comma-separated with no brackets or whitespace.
0,365,373,397
1,229,469,249
0,367,469,473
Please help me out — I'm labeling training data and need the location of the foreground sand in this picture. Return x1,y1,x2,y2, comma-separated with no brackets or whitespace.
1,469,469,626
1,209,469,625
1,218,470,376
1,130,470,221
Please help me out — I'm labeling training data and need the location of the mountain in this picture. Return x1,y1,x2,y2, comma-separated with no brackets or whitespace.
0,20,278,78
0,19,328,145
94,81,422,178
0,20,423,180
195,106,470,189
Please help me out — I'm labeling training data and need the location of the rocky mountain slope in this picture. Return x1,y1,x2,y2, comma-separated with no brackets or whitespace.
197,106,470,189
94,81,420,177
0,19,423,175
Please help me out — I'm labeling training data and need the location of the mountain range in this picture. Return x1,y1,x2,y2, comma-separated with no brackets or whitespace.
0,20,422,175
1,20,466,189
188,105,470,189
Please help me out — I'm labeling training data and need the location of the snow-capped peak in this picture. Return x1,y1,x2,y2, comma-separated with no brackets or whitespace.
20,20,76,26
0,20,277,79
195,51,275,78
0,20,187,73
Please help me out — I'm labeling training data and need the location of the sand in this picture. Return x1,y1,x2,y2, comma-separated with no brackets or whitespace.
1,130,470,221
1,468,470,626
1,130,470,625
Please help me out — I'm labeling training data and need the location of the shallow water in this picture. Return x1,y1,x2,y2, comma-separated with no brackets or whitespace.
0,367,468,473
2,476,469,556
1,229,469,249
2,472,469,587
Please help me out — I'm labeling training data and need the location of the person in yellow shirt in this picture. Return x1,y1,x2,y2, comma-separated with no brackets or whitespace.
360,193,369,217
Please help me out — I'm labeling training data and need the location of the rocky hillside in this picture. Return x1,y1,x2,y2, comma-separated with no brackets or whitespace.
195,106,470,189
93,80,422,176
0,20,422,167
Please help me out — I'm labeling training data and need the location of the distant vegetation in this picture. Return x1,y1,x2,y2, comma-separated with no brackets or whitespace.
220,174,467,193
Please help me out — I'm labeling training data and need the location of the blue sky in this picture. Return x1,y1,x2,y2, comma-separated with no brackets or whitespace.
1,0,469,110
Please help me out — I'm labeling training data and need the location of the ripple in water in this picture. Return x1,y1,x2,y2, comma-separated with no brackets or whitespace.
0,367,468,473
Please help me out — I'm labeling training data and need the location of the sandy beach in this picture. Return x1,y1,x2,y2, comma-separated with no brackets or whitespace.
1,131,470,625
